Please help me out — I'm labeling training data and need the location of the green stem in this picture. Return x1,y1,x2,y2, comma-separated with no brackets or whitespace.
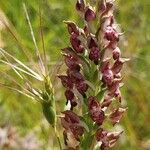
54,126,63,150
89,137,96,150
82,133,95,150
53,92,62,150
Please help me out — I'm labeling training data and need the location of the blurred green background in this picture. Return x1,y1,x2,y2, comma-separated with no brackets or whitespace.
0,0,150,149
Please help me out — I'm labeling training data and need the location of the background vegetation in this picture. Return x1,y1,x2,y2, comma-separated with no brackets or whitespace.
0,0,149,149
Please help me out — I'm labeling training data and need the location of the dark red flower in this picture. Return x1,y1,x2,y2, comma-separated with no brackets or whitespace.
100,59,110,73
112,47,121,60
109,108,126,125
58,75,73,89
104,26,119,42
65,90,77,110
90,108,105,125
65,21,79,36
67,69,84,83
65,90,74,101
70,124,84,140
96,128,108,141
107,131,123,144
88,37,98,49
113,88,122,102
85,7,96,22
107,79,121,96
101,97,112,109
63,130,68,145
61,111,85,141
105,1,114,14
70,34,84,53
88,96,98,106
76,81,88,96
63,110,80,122
96,128,109,150
99,0,114,17
89,47,100,65
65,54,80,71
96,128,123,150
111,58,125,74
102,69,114,86
88,96,105,125
98,0,106,14
76,0,85,12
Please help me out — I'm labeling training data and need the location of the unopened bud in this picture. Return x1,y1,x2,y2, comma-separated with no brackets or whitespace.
89,47,100,65
85,7,96,22
64,21,79,35
76,0,85,12
70,34,84,53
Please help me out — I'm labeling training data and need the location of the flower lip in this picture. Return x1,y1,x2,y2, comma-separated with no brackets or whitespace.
88,96,105,125
58,75,74,89
104,26,119,42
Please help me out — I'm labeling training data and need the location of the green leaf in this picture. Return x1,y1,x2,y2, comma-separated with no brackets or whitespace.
96,89,106,101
